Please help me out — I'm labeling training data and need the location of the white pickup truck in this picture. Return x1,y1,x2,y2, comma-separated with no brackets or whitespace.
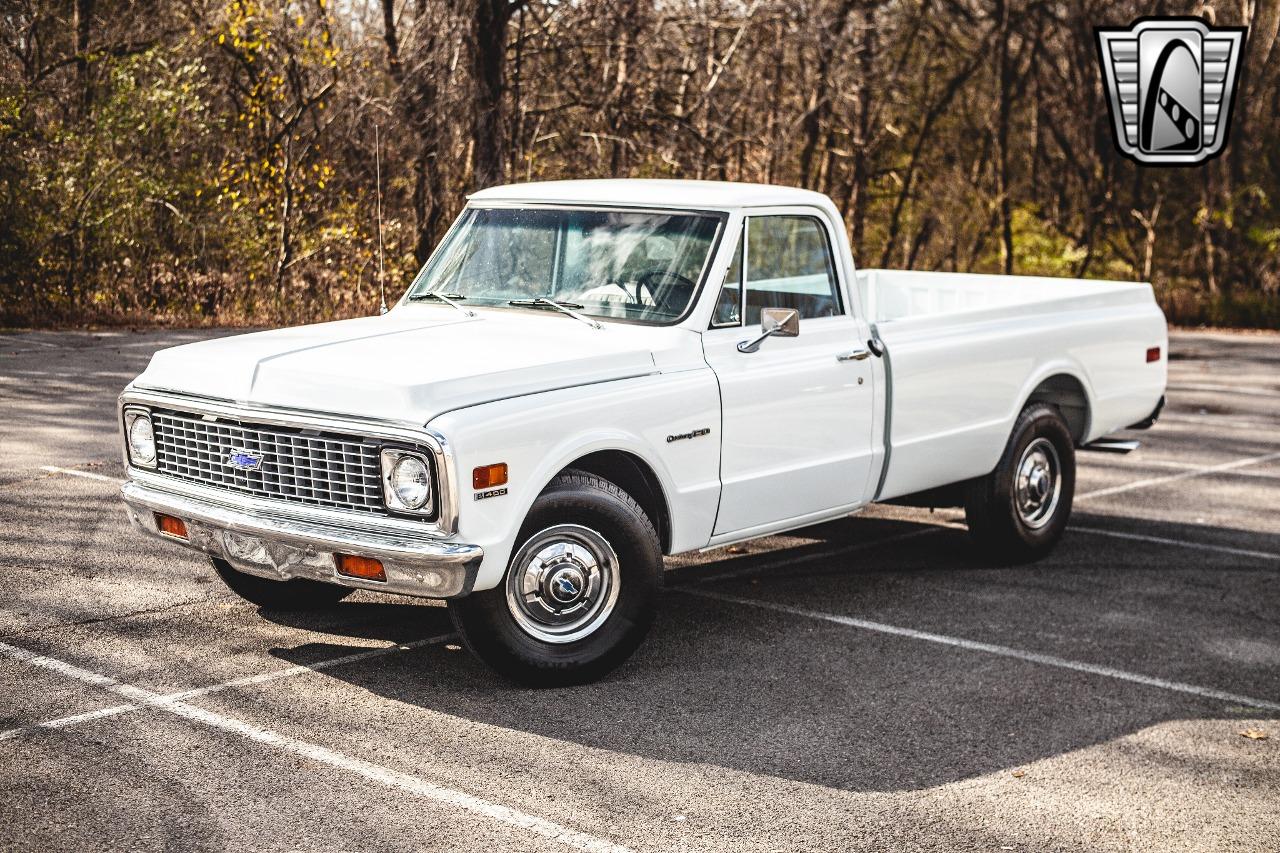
119,180,1167,685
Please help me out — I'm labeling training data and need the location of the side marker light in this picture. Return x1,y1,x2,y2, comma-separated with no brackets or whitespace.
336,554,386,582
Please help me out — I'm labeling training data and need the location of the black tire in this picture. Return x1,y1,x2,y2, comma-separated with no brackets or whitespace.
964,402,1076,563
210,556,354,610
447,470,662,687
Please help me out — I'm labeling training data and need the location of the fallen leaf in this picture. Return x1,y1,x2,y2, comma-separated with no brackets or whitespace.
1240,728,1268,740
1011,769,1026,778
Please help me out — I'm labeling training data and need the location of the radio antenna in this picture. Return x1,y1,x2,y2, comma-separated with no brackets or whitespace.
375,124,388,315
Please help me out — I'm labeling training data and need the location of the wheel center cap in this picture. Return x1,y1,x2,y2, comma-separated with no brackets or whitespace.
546,566,586,605
1028,467,1049,501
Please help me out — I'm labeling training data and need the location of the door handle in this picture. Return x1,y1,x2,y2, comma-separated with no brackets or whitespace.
837,349,871,362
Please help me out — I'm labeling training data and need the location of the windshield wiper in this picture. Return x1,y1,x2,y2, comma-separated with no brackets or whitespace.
508,298,602,330
408,291,475,317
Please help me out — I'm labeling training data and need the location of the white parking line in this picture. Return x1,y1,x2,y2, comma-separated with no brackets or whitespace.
686,590,1280,713
39,465,120,483
108,336,228,350
694,517,1277,588
1072,527,1280,562
681,445,1280,586
0,334,61,348
1157,413,1280,432
1168,382,1280,399
0,640,632,853
0,634,454,742
1077,450,1280,500
1114,457,1280,480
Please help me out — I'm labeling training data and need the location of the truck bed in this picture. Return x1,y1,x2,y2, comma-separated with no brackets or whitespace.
854,270,1167,501
856,269,1156,327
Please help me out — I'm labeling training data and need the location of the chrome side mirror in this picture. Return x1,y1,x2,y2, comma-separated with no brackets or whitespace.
737,307,800,353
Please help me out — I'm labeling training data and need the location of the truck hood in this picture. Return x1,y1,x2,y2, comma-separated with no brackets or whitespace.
134,305,696,424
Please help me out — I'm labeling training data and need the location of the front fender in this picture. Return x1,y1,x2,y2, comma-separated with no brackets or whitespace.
427,370,722,591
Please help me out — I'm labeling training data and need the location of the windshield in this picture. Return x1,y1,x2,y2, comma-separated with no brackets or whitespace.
405,207,723,323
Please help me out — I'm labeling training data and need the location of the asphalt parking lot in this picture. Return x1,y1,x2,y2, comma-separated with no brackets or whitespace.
1,327,1277,852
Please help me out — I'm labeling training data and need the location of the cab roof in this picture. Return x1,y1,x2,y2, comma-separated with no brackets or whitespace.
468,179,833,211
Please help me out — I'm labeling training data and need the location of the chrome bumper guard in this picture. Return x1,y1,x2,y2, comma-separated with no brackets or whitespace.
122,479,482,599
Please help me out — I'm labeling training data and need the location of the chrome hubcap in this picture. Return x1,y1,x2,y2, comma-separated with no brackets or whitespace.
1014,438,1062,530
505,524,621,644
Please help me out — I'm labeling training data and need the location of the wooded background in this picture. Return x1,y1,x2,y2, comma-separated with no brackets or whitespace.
3,0,1278,328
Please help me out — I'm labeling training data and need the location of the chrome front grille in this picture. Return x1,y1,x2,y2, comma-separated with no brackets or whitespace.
151,409,386,515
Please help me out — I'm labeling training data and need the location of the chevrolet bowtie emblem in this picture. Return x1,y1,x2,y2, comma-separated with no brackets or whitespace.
227,450,263,471
1095,17,1246,166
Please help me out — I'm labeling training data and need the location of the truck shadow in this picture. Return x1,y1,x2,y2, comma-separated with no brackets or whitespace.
262,513,1280,794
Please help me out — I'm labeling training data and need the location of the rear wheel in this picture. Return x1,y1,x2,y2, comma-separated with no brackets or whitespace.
210,556,353,610
964,402,1076,563
448,470,661,686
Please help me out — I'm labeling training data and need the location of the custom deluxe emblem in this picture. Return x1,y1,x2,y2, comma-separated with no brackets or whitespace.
1095,17,1246,166
226,449,263,471
666,427,711,443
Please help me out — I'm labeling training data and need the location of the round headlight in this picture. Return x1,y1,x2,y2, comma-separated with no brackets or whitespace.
390,455,431,510
128,415,156,466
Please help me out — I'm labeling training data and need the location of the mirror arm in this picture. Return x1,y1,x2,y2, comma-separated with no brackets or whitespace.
736,330,774,354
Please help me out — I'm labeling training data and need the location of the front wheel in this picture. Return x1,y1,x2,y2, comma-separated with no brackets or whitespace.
447,470,662,686
964,402,1076,563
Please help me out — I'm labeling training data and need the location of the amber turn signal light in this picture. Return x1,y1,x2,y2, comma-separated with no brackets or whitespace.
472,462,509,490
336,554,386,582
154,513,188,540
1146,346,1161,363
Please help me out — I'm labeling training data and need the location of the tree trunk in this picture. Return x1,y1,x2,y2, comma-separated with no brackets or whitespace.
1202,166,1218,296
275,135,294,298
848,4,875,252
73,0,95,116
798,0,856,188
994,0,1014,275
470,0,515,189
764,17,785,184
382,0,452,263
380,0,402,81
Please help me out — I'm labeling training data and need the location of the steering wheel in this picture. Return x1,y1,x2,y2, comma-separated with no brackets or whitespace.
635,270,697,315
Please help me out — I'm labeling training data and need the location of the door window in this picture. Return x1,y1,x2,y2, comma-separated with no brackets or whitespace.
744,215,841,324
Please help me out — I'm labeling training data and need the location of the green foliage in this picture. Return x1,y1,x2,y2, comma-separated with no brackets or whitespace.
1005,207,1134,282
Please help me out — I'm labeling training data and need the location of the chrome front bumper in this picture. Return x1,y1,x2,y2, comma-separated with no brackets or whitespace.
122,479,483,598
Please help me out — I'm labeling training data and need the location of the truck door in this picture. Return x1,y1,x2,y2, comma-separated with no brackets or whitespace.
702,211,877,538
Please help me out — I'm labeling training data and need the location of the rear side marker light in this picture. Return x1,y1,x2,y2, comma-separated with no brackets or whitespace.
155,513,188,540
1146,346,1161,363
472,463,509,489
336,554,386,582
